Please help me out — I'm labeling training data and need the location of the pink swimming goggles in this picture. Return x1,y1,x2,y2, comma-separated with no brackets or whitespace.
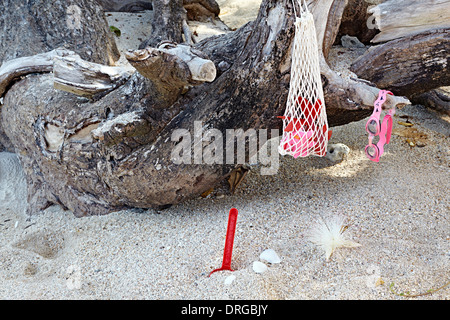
365,90,395,162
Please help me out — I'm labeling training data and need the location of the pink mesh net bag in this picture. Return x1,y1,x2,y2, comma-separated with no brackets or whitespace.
278,0,331,158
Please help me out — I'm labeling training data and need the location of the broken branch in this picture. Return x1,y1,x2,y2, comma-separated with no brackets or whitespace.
0,49,73,98
125,43,216,106
53,54,134,97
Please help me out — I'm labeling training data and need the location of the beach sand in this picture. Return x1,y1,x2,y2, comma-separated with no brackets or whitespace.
0,1,448,300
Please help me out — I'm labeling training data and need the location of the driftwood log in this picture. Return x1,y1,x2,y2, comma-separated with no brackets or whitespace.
351,29,450,98
367,0,450,44
3,0,445,217
350,0,450,98
412,87,450,116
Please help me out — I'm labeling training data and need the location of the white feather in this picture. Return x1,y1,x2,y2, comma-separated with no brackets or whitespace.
307,215,361,261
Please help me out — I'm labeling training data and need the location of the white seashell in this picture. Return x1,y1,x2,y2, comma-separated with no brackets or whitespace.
252,261,268,274
326,143,350,162
259,249,281,264
224,275,236,285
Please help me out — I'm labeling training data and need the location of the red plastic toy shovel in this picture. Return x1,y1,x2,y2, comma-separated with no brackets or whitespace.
209,208,238,276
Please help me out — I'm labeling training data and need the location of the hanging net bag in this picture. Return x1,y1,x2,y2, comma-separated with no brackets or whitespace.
278,0,330,158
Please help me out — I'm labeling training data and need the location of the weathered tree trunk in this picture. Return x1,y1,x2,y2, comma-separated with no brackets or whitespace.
336,0,379,45
0,0,120,153
138,0,187,48
0,0,119,66
0,0,434,217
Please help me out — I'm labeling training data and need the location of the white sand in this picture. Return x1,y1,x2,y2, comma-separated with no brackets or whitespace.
216,0,262,29
0,2,449,300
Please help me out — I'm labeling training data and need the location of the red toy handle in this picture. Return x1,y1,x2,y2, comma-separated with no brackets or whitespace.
209,208,238,276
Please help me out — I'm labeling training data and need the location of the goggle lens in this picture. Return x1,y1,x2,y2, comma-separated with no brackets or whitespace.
365,145,378,159
367,120,378,135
